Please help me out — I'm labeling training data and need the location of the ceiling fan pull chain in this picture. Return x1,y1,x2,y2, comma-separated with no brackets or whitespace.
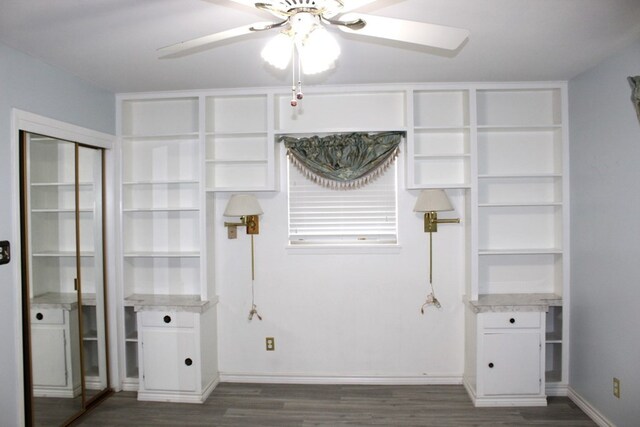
290,42,298,107
296,50,304,101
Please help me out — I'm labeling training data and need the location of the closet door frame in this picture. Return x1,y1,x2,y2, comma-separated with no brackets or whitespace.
11,110,116,426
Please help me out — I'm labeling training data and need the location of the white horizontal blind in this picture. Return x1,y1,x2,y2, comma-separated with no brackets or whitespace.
288,162,398,245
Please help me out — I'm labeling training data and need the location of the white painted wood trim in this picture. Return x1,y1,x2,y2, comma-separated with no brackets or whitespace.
219,373,463,385
464,376,547,407
545,382,568,396
567,387,615,427
136,375,219,404
13,109,113,149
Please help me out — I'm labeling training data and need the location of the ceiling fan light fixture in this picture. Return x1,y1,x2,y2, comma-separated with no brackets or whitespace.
299,26,340,74
261,31,293,70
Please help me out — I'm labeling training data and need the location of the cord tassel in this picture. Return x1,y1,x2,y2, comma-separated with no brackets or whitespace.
421,230,442,313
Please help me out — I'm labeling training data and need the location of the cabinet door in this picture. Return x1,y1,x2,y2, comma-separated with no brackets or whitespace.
31,327,68,387
141,328,197,392
482,332,541,395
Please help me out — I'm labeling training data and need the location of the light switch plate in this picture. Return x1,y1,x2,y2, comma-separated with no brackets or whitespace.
0,241,10,265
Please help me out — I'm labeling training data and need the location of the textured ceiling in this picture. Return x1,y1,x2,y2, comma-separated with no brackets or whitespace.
1,0,639,93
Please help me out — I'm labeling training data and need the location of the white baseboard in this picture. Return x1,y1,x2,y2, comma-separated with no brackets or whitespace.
219,373,463,386
136,376,220,404
567,387,615,427
463,377,547,407
546,382,568,396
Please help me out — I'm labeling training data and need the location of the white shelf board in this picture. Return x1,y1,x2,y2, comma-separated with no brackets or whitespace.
122,207,200,212
477,125,562,131
414,126,470,131
120,132,199,140
205,159,268,165
478,202,562,208
410,183,471,189
478,173,562,179
414,154,471,159
205,131,267,137
274,127,408,136
478,248,563,255
123,251,200,258
206,186,272,192
32,251,95,257
31,182,93,187
122,179,199,186
31,208,93,213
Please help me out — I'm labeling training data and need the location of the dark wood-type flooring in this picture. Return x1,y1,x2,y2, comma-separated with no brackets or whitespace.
76,383,596,426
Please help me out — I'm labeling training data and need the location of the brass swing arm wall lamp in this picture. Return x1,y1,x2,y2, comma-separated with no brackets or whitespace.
223,194,263,239
413,189,460,311
223,194,263,281
224,194,264,321
224,214,260,238
415,189,460,234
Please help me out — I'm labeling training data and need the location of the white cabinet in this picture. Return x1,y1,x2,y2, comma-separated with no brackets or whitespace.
465,308,546,406
136,308,218,403
482,332,541,395
31,306,81,398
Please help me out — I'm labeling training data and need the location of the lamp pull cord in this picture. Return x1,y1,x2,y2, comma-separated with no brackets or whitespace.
248,234,262,321
421,231,441,313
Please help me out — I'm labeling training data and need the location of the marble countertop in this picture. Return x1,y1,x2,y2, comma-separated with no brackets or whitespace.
31,292,78,310
31,292,98,310
124,294,218,313
466,293,562,313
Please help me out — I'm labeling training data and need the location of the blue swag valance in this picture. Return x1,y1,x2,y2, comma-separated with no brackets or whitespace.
280,131,405,189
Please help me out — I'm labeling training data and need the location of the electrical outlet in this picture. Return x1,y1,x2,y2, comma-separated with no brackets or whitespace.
613,377,620,398
0,241,10,265
266,337,275,351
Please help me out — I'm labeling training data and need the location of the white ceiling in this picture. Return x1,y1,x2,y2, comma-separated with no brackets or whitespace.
1,0,639,94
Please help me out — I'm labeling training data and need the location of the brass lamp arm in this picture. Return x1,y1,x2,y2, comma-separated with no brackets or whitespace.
224,215,260,239
423,211,460,233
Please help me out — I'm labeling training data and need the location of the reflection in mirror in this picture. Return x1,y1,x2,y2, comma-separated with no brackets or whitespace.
22,132,110,426
78,145,109,403
26,135,83,425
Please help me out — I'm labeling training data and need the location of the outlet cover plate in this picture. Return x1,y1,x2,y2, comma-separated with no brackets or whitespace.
266,337,275,351
0,241,9,265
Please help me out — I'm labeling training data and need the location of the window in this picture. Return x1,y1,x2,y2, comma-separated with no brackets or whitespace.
287,162,398,245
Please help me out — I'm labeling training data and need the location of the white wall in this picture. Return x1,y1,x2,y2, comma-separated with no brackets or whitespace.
568,40,640,425
215,146,467,382
0,42,114,426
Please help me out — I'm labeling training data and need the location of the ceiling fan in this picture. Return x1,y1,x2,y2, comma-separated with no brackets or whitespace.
159,0,470,105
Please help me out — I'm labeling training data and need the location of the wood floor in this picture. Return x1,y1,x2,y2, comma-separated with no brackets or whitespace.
76,383,596,426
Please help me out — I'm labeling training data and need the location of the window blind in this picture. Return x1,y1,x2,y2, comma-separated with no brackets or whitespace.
288,162,398,245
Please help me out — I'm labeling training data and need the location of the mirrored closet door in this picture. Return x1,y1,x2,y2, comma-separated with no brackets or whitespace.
20,131,111,426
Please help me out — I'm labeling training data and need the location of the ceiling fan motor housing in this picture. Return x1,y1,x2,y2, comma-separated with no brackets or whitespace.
275,0,344,17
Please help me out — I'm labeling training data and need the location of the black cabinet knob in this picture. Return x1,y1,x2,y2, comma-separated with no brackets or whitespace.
509,318,515,324
184,358,193,366
488,363,494,368
163,315,171,324
35,313,43,320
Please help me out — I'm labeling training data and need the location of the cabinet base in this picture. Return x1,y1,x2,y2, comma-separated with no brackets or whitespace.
137,375,219,404
463,378,547,407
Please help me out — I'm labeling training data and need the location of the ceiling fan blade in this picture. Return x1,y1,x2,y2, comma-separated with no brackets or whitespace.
225,0,261,8
338,13,469,50
340,0,381,13
158,22,274,58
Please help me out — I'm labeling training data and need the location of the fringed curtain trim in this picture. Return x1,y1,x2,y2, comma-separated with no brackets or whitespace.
280,131,404,190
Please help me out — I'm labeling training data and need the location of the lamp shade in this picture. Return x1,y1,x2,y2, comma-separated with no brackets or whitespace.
413,189,453,212
224,194,263,217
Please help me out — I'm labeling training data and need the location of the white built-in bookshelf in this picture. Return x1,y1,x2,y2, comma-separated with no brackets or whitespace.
117,82,568,399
